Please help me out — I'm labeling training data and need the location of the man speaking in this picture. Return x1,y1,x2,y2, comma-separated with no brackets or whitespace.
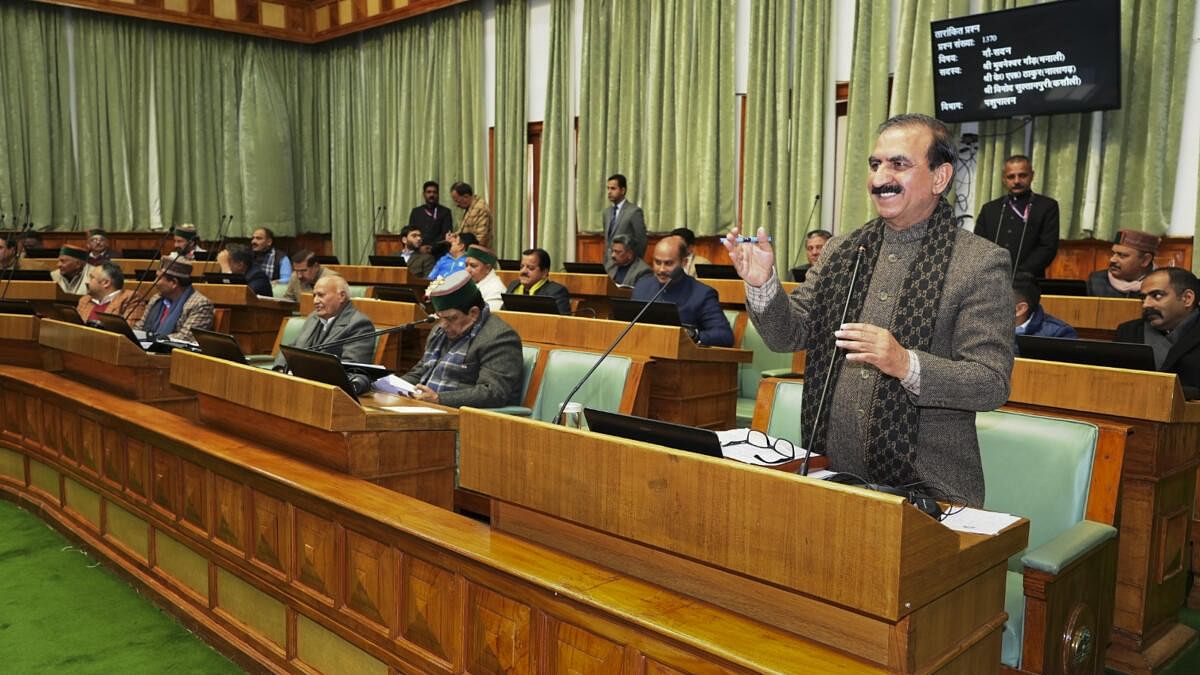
724,114,1013,506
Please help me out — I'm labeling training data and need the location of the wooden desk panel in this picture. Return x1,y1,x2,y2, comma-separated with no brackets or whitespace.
0,313,42,368
0,366,885,674
191,284,296,354
1040,295,1141,339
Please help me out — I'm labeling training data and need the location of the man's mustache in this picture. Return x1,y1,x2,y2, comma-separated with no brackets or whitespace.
871,184,902,196
1143,308,1163,321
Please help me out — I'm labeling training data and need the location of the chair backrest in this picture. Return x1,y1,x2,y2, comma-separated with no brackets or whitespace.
765,381,804,444
271,282,289,299
347,285,369,298
271,316,308,356
520,345,540,402
738,320,795,398
531,349,633,422
977,410,1098,570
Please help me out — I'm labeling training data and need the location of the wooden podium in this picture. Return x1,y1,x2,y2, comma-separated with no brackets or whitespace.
192,283,296,354
0,312,41,367
500,310,751,428
169,350,456,508
0,280,81,314
1008,358,1200,673
37,318,194,415
459,409,1029,674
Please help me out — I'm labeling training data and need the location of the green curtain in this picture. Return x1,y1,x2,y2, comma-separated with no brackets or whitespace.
577,0,735,243
889,0,969,117
494,0,528,258
838,1,891,231
536,0,574,269
0,2,74,230
743,0,830,273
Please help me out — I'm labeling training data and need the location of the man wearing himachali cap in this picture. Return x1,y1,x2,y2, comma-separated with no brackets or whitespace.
1087,228,1161,298
463,244,507,312
134,255,214,342
51,245,93,295
400,271,523,408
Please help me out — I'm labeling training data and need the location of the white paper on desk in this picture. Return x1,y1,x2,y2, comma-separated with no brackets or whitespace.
715,428,803,467
939,507,1022,535
379,405,446,414
373,374,418,396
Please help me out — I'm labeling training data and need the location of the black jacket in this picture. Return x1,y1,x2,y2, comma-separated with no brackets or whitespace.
974,193,1060,278
1115,316,1200,394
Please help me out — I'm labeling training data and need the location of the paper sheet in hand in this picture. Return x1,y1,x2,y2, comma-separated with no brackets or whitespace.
373,374,418,396
939,507,1022,535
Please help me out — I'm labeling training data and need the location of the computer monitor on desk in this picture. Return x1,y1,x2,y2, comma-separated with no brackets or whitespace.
584,408,724,458
608,298,688,329
192,328,249,365
1017,335,1157,372
500,293,561,315
563,262,606,275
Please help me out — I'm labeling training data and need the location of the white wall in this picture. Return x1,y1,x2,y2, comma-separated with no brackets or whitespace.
488,0,1200,236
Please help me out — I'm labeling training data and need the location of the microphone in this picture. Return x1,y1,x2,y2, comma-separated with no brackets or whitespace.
71,214,79,232
359,205,386,265
790,194,822,269
554,266,685,425
800,244,867,476
208,214,232,262
121,227,176,318
310,314,435,352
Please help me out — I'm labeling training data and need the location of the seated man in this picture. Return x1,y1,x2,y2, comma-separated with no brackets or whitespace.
18,231,42,255
0,234,18,271
604,234,651,286
398,225,436,279
463,244,506,311
273,275,376,371
1087,228,1159,298
401,271,523,408
428,232,476,280
793,229,833,280
136,257,214,342
506,248,571,315
172,224,205,260
671,227,711,277
250,227,292,282
86,228,117,266
282,250,337,302
632,237,734,347
76,261,146,325
1115,267,1200,392
225,245,273,296
1013,271,1076,353
51,245,92,295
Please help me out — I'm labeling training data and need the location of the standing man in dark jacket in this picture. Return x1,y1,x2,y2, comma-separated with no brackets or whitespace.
974,155,1059,278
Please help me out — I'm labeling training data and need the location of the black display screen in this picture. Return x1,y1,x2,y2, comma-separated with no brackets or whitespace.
930,0,1121,123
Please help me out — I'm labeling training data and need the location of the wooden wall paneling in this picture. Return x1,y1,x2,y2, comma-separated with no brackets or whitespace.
251,489,289,578
401,553,462,667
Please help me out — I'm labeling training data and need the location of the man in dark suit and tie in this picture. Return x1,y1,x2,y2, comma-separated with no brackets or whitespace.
632,237,733,347
973,155,1060,278
1114,267,1200,394
505,248,572,314
274,275,376,370
602,174,647,259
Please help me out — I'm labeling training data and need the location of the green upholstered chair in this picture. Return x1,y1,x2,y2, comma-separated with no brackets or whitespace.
762,380,803,446
271,282,288,299
483,345,540,417
248,316,308,367
347,285,369,298
530,349,633,423
976,410,1123,674
736,320,796,427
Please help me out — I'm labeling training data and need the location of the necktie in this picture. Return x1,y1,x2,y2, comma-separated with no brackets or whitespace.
608,205,619,239
310,321,326,348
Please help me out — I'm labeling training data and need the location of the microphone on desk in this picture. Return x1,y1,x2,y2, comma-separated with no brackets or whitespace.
799,244,867,477
789,194,821,272
553,266,685,425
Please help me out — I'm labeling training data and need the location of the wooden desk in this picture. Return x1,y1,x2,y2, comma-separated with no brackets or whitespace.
500,310,751,428
460,409,1028,674
0,366,888,674
1008,358,1200,673
191,283,296,354
0,312,42,367
1040,295,1142,339
38,319,194,415
19,257,220,276
325,264,416,287
169,350,456,508
0,280,81,314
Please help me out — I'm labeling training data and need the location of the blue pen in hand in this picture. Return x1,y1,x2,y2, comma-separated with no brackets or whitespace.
733,235,773,244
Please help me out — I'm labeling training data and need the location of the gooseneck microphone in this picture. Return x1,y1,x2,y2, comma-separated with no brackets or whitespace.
359,205,387,265
121,226,177,319
790,194,822,270
310,315,436,352
554,266,685,425
800,244,867,477
209,214,232,262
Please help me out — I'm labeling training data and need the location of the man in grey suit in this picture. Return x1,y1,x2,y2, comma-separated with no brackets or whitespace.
725,113,1013,507
604,234,652,286
603,173,647,258
274,275,376,371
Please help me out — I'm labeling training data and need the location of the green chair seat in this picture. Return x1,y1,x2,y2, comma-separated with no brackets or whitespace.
531,349,632,423
764,381,803,446
737,320,795,422
485,346,540,417
1002,570,1025,668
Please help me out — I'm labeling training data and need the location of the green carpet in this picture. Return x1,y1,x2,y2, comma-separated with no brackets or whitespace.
0,500,243,674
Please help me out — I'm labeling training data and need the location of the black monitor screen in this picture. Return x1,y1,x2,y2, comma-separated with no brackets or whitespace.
930,0,1120,123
